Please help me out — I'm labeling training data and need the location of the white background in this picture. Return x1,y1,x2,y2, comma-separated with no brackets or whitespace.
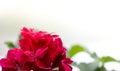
0,0,120,71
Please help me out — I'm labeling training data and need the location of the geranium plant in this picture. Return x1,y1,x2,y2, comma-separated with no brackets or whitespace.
0,27,73,71
1,27,120,71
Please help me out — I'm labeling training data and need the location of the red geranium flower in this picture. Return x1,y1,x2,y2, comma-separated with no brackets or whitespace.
0,27,72,71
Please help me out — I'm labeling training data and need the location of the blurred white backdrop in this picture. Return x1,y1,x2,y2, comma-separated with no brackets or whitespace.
0,0,120,70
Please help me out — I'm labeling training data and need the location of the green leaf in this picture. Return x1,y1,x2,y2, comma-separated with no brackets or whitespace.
83,48,99,59
66,50,70,57
100,56,117,63
5,41,16,49
90,52,99,59
69,45,85,58
95,65,107,71
18,35,22,40
77,61,99,71
72,62,78,66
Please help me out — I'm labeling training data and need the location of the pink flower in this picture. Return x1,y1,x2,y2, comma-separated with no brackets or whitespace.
0,27,72,71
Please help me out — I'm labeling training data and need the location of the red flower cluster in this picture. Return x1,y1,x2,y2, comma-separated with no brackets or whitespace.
0,27,72,71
